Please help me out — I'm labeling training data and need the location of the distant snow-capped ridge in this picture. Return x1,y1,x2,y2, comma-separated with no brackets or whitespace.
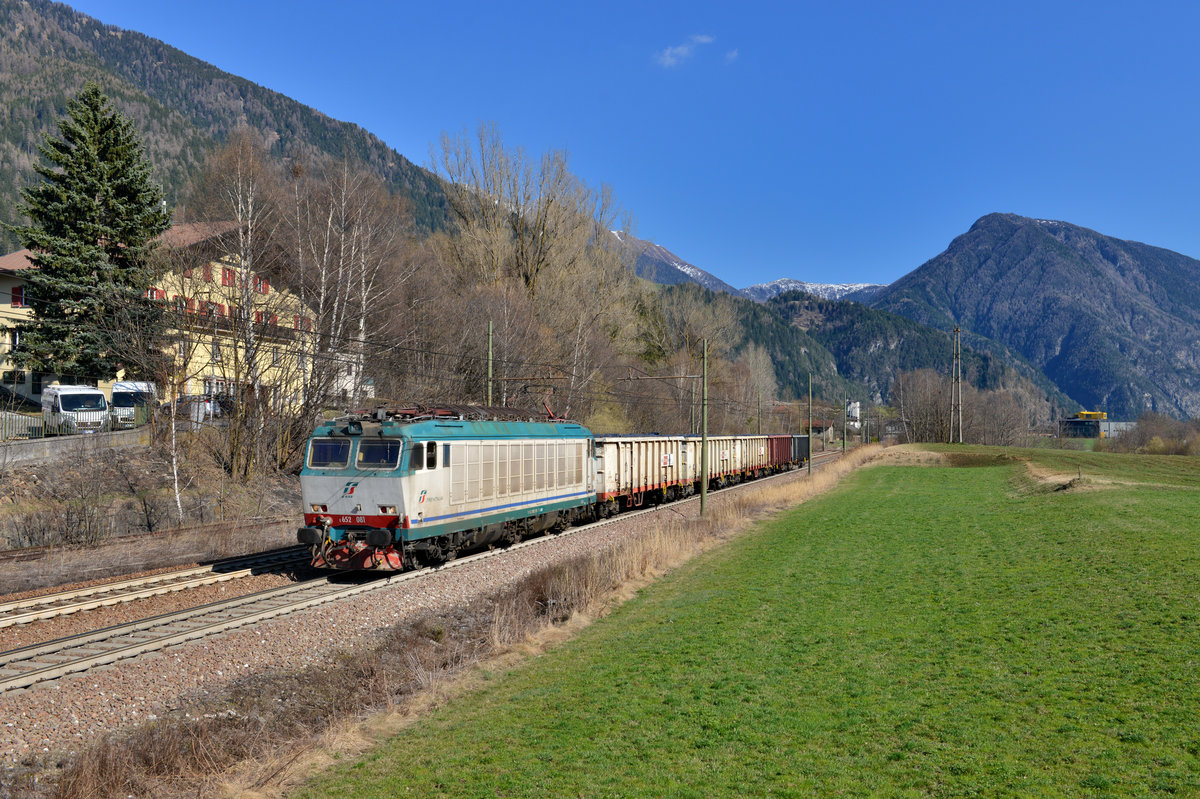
741,279,887,303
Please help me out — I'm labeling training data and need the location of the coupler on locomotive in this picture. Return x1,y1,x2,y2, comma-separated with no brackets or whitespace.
298,518,405,570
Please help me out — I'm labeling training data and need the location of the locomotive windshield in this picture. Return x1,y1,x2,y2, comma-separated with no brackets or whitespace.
357,440,403,470
308,438,351,468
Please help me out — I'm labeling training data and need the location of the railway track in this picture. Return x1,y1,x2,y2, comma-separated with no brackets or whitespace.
0,545,309,629
0,454,843,694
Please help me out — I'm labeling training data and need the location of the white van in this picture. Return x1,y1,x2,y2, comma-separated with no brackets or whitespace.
109,381,156,429
41,384,109,435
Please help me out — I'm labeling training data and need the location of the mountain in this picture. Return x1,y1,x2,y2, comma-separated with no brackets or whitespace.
613,232,747,297
870,213,1200,419
742,279,886,303
0,0,450,252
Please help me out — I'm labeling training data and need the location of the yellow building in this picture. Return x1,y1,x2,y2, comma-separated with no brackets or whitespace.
0,223,316,411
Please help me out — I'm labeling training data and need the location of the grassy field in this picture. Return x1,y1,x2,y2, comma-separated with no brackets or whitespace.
296,448,1200,797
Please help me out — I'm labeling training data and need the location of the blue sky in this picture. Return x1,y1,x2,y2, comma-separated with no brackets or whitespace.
67,1,1200,289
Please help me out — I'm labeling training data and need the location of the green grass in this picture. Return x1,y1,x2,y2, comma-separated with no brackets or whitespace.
298,450,1200,797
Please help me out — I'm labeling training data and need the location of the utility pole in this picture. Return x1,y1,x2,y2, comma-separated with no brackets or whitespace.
757,390,762,434
807,373,812,475
842,396,847,453
950,324,963,443
700,339,708,517
487,320,493,407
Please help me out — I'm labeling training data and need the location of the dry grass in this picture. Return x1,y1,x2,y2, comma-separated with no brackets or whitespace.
28,448,878,799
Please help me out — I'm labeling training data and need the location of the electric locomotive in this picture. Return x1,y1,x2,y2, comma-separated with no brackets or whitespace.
297,406,595,570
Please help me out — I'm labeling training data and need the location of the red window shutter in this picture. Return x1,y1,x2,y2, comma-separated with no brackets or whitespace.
202,264,213,282
12,286,23,307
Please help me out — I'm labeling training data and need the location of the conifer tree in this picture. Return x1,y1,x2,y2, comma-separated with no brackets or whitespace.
11,82,171,380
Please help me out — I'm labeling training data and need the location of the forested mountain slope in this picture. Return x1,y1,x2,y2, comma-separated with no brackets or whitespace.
650,283,1066,423
767,290,1071,419
870,213,1200,419
0,0,449,252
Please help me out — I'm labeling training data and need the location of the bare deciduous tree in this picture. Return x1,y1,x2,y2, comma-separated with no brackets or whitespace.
431,123,639,420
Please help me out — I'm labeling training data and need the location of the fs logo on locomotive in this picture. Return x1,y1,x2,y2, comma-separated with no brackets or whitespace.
342,481,359,496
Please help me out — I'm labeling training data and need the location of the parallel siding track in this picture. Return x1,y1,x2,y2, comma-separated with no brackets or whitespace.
0,545,309,629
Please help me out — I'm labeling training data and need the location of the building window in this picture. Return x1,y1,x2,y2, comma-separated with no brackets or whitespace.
272,348,280,366
222,267,236,287
11,286,24,307
202,264,213,282
269,314,278,326
253,275,270,294
254,310,264,324
31,371,43,394
211,340,222,363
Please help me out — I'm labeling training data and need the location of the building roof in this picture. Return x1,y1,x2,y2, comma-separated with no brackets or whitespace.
0,249,34,274
0,221,240,275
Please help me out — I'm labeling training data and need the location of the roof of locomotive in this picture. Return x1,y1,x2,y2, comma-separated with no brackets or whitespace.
311,405,592,441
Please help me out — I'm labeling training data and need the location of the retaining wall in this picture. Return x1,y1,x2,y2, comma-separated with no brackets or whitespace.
0,427,152,467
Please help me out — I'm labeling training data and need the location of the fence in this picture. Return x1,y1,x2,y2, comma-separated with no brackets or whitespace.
0,404,154,442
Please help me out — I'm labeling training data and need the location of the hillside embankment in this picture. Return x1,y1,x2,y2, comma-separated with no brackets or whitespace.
0,435,300,594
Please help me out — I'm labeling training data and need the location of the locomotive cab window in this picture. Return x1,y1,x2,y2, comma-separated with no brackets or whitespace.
357,440,402,470
308,438,351,468
409,443,424,471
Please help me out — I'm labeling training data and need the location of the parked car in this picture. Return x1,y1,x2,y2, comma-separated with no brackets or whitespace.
160,396,217,423
42,384,109,435
109,380,157,429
